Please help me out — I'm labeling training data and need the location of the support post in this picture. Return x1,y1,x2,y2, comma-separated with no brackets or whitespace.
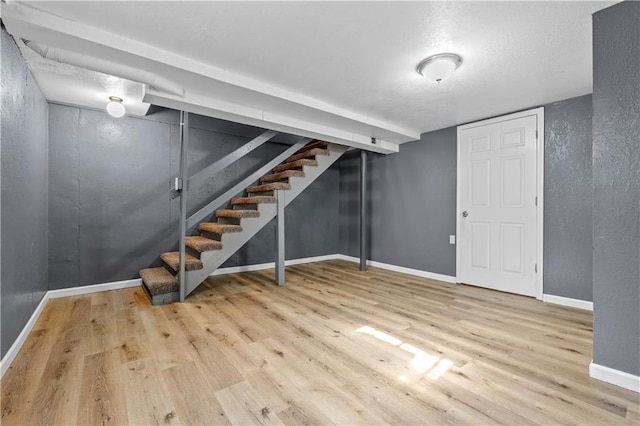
275,189,285,285
178,111,190,302
360,150,367,271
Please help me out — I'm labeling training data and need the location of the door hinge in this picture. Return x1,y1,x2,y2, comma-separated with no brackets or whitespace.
536,130,539,140
535,263,538,273
535,196,538,206
174,177,183,191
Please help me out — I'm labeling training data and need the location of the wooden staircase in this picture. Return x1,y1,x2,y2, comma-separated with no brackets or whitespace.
140,140,347,304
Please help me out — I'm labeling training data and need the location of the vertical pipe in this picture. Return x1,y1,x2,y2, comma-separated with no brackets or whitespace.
178,111,189,302
275,190,285,285
360,149,367,271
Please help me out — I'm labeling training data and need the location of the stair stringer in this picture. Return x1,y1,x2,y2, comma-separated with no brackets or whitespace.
185,143,348,295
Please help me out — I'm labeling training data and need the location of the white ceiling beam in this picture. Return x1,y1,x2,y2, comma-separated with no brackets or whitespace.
143,88,399,154
2,2,416,153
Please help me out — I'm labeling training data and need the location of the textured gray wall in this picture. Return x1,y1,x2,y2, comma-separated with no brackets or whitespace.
340,98,595,301
340,128,458,276
1,28,49,358
544,95,593,301
592,1,640,376
48,104,339,289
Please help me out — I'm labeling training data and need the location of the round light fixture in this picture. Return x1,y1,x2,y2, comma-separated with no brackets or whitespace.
106,96,125,118
416,53,463,83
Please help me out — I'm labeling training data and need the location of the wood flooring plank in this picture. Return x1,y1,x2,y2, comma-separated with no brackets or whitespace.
121,358,180,425
30,296,91,425
162,361,232,425
76,349,129,425
215,380,284,426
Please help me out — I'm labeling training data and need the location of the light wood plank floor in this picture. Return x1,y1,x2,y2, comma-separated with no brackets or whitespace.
2,260,638,425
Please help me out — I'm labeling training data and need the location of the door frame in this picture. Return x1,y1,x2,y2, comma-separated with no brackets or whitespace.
455,107,545,299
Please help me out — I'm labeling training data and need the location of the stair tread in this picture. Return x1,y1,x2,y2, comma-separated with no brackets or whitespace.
199,222,243,234
247,182,291,193
140,267,179,296
160,252,203,272
185,236,222,252
273,159,318,172
216,209,260,218
296,140,328,153
260,170,305,183
286,148,330,163
231,196,276,205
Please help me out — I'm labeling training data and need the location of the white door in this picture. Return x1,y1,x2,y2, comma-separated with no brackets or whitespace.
457,111,540,297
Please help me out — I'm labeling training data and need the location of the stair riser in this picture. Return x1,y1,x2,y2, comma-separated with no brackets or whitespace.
246,190,275,197
217,217,241,225
260,171,305,183
232,205,260,211
142,283,179,306
231,196,276,205
260,177,289,184
201,231,223,241
286,149,330,163
185,245,202,259
185,144,348,294
273,161,318,173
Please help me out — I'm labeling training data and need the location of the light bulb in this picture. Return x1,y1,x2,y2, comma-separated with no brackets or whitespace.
106,96,125,118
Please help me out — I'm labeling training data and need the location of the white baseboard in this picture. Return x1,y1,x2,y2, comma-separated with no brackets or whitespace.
542,294,593,311
590,361,640,393
0,292,50,378
1,278,141,379
334,254,457,283
211,254,457,284
48,278,142,299
211,254,341,276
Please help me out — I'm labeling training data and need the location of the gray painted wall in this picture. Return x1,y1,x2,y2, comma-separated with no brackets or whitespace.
544,94,593,301
340,96,595,301
48,104,339,289
340,128,458,276
592,1,640,376
1,27,49,358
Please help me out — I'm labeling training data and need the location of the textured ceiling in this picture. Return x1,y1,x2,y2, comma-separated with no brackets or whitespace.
3,1,613,149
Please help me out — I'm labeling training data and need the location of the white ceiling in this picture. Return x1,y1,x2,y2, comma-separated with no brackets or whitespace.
2,1,613,153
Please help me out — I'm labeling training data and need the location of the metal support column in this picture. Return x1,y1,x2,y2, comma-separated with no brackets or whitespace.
178,111,190,302
360,150,367,271
275,189,285,285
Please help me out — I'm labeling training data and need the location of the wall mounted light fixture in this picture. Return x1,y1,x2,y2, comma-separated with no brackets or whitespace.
416,53,463,83
106,96,125,118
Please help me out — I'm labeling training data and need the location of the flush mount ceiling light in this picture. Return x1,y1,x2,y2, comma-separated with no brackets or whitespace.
106,96,125,118
416,53,463,83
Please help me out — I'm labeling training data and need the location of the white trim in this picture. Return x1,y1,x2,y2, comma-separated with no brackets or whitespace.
47,278,142,299
211,253,457,284
456,107,545,300
536,108,545,300
335,254,457,283
590,362,640,393
542,294,593,311
210,254,343,276
0,292,50,378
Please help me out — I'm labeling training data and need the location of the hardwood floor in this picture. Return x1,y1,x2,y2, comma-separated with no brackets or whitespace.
2,260,638,425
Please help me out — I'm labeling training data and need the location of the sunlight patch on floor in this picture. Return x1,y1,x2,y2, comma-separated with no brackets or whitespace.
355,325,453,382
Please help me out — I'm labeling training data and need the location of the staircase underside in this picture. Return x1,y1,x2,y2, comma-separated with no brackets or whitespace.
140,140,347,304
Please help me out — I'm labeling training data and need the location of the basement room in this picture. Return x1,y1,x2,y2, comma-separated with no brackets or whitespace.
1,1,638,424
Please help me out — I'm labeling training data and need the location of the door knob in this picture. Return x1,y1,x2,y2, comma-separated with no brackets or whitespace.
462,211,469,218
